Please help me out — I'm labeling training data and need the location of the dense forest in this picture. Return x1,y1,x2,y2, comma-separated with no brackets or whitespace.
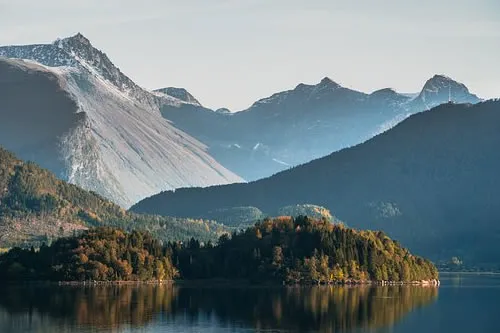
0,228,178,281
0,217,438,283
0,146,227,247
173,216,438,283
132,101,500,268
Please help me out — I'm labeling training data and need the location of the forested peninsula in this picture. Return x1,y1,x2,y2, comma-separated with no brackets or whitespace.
0,216,439,284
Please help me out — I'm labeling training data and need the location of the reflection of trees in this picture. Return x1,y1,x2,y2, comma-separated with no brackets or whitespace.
0,285,177,331
0,285,437,332
173,286,438,332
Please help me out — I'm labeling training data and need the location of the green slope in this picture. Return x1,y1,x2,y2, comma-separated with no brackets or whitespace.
0,146,227,247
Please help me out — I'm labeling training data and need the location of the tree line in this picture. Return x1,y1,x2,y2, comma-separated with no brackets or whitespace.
0,216,438,283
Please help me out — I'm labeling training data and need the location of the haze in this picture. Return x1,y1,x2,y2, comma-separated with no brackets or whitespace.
1,0,499,110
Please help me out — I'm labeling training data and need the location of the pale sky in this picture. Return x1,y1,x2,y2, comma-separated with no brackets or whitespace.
1,0,499,110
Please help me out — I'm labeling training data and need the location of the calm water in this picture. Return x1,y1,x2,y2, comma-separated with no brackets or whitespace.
0,274,498,333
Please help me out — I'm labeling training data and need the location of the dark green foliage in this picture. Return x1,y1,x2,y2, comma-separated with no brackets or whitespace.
0,227,177,281
172,216,438,283
0,219,437,283
0,146,227,247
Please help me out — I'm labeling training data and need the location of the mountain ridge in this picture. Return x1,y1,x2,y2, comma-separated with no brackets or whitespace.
0,33,484,200
159,73,481,180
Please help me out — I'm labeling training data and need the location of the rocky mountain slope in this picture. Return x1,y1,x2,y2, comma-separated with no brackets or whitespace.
0,35,242,207
132,100,500,267
160,75,481,180
0,146,227,247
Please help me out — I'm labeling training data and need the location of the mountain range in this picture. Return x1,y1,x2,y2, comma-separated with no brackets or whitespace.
159,75,481,181
132,100,500,268
0,34,482,199
0,34,241,207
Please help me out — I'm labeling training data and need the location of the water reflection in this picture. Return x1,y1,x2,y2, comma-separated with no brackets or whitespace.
0,284,438,332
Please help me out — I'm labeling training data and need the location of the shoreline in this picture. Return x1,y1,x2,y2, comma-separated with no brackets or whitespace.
52,278,440,287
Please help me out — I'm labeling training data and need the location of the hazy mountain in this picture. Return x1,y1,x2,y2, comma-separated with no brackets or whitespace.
154,87,201,106
159,76,481,181
0,146,228,247
410,74,481,110
132,101,500,267
0,35,242,207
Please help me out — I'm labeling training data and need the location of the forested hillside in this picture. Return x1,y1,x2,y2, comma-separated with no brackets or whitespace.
174,216,438,283
0,228,177,281
0,217,438,283
0,146,226,247
132,101,500,268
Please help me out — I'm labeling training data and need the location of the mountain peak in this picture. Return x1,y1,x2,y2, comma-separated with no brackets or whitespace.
425,74,458,87
215,108,231,114
371,88,398,95
60,33,92,46
416,74,480,107
319,77,340,88
422,74,469,91
154,87,201,106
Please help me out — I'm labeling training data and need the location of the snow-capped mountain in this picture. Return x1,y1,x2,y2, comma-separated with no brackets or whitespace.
0,35,242,207
0,33,200,110
159,75,481,181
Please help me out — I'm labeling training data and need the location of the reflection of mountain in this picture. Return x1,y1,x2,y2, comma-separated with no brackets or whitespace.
0,285,437,332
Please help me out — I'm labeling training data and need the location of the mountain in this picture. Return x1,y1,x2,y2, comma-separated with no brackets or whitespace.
0,35,242,207
154,87,201,106
159,75,481,181
132,100,500,267
0,146,228,247
410,75,481,110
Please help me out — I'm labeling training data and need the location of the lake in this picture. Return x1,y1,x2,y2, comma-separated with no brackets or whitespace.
0,274,498,332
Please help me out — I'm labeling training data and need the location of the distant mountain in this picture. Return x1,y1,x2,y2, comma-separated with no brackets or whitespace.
132,101,500,267
0,35,242,207
159,75,481,181
410,75,481,110
0,146,227,247
154,87,201,106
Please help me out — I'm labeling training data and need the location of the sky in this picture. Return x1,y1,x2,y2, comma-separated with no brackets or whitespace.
1,0,499,110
